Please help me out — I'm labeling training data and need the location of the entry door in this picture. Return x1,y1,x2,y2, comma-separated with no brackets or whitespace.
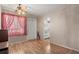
27,18,37,40
43,18,50,39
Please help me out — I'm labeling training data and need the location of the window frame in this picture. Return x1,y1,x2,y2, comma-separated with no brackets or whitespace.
1,13,27,36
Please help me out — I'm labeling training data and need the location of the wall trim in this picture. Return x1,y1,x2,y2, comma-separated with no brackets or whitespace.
9,39,35,45
51,42,79,52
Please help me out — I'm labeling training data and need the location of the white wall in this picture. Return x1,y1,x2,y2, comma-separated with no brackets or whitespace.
50,5,79,51
37,5,79,51
66,5,79,51
37,17,44,39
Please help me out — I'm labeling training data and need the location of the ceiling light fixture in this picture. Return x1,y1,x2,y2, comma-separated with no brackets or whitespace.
15,4,27,15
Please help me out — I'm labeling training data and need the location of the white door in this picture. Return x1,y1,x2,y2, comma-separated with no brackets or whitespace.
43,18,50,39
27,18,37,40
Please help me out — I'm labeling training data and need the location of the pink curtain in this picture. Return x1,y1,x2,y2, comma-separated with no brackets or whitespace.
2,13,26,36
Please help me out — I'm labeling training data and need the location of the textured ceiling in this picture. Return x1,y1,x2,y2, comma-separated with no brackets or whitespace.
1,4,66,16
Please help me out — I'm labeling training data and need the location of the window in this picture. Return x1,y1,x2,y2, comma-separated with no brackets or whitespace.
1,13,26,36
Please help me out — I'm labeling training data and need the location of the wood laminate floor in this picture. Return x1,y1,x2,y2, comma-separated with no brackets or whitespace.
9,40,79,54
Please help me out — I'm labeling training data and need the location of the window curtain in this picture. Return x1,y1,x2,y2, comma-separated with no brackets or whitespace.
1,13,26,36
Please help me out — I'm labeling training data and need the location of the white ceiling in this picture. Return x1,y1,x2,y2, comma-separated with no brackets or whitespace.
1,4,66,16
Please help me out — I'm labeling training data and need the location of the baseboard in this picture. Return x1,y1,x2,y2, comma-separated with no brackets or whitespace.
44,37,50,39
9,39,35,45
51,42,79,52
